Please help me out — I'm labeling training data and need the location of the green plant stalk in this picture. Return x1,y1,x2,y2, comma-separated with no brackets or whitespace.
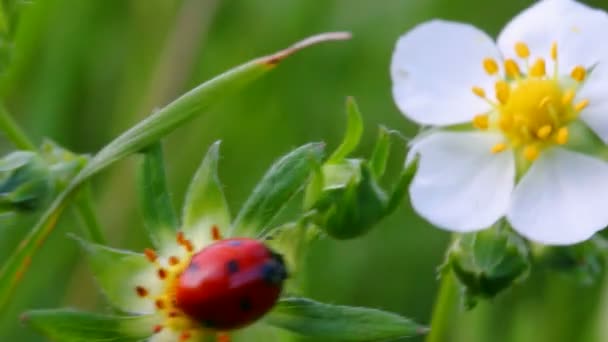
425,269,458,342
74,184,106,245
0,32,351,309
0,103,35,150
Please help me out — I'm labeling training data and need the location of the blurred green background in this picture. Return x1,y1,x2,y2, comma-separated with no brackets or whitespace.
2,0,608,341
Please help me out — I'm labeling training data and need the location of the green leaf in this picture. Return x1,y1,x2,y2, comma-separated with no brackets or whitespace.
232,143,325,237
265,297,427,341
182,141,231,247
328,96,363,164
369,127,390,178
385,155,418,214
23,309,158,342
0,32,350,310
76,238,158,314
138,142,178,248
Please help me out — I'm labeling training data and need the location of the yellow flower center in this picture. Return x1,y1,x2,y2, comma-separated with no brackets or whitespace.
133,227,231,342
471,42,588,161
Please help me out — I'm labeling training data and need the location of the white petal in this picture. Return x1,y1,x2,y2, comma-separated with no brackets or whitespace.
409,131,514,232
498,0,608,72
391,20,499,125
508,148,608,245
577,61,608,143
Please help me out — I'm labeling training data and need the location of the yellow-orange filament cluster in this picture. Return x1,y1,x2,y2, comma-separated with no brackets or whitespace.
132,228,230,341
471,41,588,161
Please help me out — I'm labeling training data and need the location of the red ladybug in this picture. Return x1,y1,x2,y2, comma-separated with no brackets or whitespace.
175,238,287,330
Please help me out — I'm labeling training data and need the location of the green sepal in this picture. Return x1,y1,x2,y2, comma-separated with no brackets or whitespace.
311,161,388,239
535,236,607,285
22,309,158,342
0,142,87,212
263,221,320,279
76,237,157,314
0,152,50,211
265,297,428,341
138,142,179,248
182,141,231,244
303,99,414,240
448,224,530,308
232,143,325,237
327,96,363,164
385,155,418,214
369,126,390,178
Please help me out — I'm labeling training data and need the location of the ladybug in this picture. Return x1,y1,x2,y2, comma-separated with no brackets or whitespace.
175,238,287,330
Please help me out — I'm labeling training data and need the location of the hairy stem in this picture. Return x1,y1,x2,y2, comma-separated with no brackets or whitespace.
425,269,458,342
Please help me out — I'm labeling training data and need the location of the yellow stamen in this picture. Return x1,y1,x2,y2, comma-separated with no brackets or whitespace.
483,58,499,75
472,86,486,98
551,42,558,61
570,65,586,82
491,143,507,154
570,65,587,82
536,125,552,139
538,96,551,109
504,59,521,78
473,114,489,130
529,59,546,77
574,99,589,112
556,127,569,144
523,145,539,161
515,42,530,58
499,116,513,131
562,90,575,105
495,80,510,104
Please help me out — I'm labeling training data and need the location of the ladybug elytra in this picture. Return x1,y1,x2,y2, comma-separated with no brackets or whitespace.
175,238,287,330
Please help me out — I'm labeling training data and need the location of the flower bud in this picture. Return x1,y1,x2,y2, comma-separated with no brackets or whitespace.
0,151,50,211
303,97,412,239
0,141,87,213
447,225,530,308
306,159,389,239
534,236,606,285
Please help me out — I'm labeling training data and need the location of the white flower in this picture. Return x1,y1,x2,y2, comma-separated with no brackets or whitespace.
391,0,608,245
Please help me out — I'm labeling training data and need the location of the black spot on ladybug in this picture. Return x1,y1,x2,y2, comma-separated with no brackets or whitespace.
226,259,239,274
240,297,252,312
260,260,287,285
227,240,242,247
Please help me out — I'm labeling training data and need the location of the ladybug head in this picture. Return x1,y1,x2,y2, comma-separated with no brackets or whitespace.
262,250,288,285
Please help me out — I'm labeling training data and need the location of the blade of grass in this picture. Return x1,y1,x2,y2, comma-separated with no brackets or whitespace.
0,32,351,309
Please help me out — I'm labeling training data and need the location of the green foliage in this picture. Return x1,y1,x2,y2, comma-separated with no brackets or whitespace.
138,142,179,248
22,309,157,342
182,140,231,241
535,236,608,285
266,297,427,341
232,142,325,237
304,98,413,239
0,141,86,212
0,33,348,310
76,238,154,314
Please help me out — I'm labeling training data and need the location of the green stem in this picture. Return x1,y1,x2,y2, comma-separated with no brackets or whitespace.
0,103,35,150
74,184,106,245
425,269,459,342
